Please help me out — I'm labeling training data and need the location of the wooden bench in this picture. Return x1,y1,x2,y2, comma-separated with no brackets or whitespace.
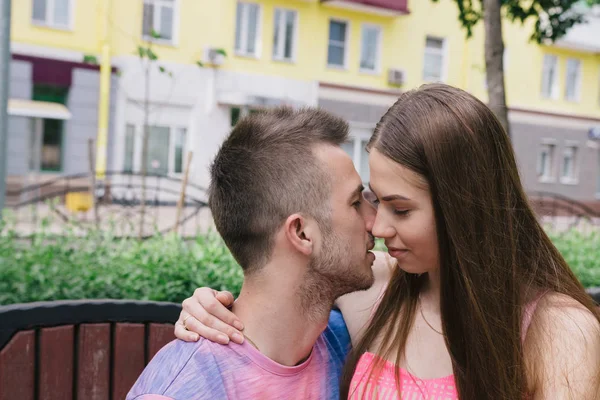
0,300,181,400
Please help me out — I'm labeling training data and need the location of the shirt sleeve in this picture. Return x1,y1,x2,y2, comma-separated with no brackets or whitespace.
126,339,228,400
323,309,352,362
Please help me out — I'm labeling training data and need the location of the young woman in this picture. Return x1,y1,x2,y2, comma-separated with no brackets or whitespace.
174,84,600,399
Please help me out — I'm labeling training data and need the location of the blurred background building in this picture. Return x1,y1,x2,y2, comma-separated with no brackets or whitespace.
6,0,600,207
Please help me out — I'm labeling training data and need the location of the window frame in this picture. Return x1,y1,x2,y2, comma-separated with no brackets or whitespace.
342,123,374,183
560,144,579,184
541,54,559,100
142,0,179,45
359,23,382,74
422,35,447,82
235,1,262,58
537,141,557,183
272,7,298,63
564,57,582,103
31,0,75,31
122,124,188,176
327,18,350,70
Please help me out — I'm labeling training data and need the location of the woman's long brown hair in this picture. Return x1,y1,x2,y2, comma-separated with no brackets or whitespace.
340,84,600,399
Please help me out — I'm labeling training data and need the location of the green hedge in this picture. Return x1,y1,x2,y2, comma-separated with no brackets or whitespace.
0,221,243,306
0,217,598,305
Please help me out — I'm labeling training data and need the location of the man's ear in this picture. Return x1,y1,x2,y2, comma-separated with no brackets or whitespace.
284,214,317,256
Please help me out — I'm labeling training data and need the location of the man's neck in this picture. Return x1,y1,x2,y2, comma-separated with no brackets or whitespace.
231,270,333,367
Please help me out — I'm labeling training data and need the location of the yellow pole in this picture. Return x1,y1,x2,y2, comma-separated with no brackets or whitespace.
95,0,112,180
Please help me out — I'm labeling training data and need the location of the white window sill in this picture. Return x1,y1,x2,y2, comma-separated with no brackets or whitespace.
423,76,444,83
560,177,579,185
564,97,580,103
538,176,556,183
327,64,348,71
359,68,381,76
272,57,295,64
541,94,560,101
143,36,177,47
235,51,261,60
32,20,73,32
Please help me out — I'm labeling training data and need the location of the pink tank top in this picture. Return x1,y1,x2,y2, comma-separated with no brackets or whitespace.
348,293,545,400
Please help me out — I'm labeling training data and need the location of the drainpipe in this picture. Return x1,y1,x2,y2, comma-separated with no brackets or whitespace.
95,0,112,181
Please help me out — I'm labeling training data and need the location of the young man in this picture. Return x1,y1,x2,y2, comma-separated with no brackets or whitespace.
127,107,377,400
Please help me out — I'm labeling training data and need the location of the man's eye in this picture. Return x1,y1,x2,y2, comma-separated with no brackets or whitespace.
352,200,362,208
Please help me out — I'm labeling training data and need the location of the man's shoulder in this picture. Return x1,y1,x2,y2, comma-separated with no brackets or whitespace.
127,338,230,399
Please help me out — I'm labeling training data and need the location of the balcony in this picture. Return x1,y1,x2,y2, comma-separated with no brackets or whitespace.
552,6,600,53
320,0,409,16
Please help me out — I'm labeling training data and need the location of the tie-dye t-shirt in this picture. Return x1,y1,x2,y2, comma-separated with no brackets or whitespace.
126,310,350,400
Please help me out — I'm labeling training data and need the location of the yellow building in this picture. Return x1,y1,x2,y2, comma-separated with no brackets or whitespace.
8,0,600,203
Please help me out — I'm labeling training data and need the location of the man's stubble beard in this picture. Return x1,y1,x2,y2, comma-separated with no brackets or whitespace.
297,227,375,322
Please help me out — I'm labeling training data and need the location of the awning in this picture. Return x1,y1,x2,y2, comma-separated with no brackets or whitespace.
8,98,71,120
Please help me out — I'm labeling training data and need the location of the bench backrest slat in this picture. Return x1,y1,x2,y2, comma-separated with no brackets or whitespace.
77,324,111,400
112,323,146,400
0,330,35,400
39,325,74,400
148,323,176,361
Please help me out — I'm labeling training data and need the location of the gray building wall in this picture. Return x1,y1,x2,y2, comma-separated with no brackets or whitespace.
511,121,599,202
5,58,118,178
318,98,390,124
64,69,118,175
6,60,33,176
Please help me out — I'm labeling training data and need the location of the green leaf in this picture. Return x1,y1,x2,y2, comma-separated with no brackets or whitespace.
83,54,99,65
215,48,228,57
151,29,161,39
196,61,205,68
159,66,166,73
137,46,147,58
146,48,158,61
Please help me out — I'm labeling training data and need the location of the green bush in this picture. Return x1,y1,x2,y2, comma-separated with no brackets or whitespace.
0,214,598,306
546,229,600,289
0,216,243,305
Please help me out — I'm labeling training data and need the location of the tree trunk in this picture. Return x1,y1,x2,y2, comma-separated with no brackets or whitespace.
483,0,511,139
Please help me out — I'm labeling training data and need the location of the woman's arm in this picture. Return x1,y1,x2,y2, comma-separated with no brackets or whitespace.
173,252,395,346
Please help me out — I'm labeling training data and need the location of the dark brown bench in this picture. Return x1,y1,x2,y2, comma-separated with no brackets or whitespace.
0,300,181,400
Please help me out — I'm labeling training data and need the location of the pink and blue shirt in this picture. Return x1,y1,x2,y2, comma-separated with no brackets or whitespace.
127,310,351,400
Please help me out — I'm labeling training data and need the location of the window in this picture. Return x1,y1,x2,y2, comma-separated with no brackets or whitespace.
32,0,72,29
541,55,559,99
273,8,297,61
360,24,381,72
537,143,556,181
341,128,373,183
142,0,176,42
423,36,445,82
565,58,581,102
327,20,348,68
30,84,69,172
124,125,187,175
230,106,263,126
124,125,135,173
235,2,261,56
561,145,578,183
173,128,187,174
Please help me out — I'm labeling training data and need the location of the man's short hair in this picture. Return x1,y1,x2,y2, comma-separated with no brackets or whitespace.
209,106,349,272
